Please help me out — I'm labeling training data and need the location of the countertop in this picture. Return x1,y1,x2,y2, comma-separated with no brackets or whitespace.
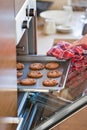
37,11,84,55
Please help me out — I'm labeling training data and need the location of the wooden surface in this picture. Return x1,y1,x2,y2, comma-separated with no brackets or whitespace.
51,106,87,130
53,38,76,45
0,1,17,129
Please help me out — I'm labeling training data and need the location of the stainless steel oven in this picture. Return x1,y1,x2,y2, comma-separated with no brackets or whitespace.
16,0,87,129
16,0,37,55
0,0,87,130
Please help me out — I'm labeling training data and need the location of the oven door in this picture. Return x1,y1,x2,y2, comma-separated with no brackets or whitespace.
17,90,87,130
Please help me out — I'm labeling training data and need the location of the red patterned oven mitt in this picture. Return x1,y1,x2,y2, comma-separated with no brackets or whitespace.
47,35,87,89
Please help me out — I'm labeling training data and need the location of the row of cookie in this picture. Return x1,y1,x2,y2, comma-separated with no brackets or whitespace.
18,78,58,87
16,62,59,70
17,69,61,86
17,70,62,78
17,69,61,87
17,62,60,77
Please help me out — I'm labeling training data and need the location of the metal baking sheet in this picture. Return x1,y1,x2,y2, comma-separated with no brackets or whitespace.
17,55,70,92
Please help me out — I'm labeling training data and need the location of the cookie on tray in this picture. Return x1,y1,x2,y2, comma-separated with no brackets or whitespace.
28,71,43,78
45,62,59,70
47,70,62,78
43,79,58,87
16,62,24,70
17,80,20,84
17,71,23,77
20,78,36,86
29,63,44,70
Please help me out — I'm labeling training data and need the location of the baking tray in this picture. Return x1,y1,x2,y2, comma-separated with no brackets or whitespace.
17,55,70,92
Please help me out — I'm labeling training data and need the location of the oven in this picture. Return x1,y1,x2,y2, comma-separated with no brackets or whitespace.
15,0,87,129
16,0,87,130
0,0,87,130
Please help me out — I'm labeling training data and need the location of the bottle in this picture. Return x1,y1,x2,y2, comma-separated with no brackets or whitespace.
43,19,56,35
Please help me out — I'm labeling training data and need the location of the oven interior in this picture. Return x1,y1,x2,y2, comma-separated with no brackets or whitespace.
18,92,70,130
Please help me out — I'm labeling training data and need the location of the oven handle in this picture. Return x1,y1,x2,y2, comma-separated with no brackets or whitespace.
22,17,32,29
22,8,36,29
0,117,23,130
16,117,23,130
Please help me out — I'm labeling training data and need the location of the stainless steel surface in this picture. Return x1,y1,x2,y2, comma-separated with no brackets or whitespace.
17,55,70,92
18,92,28,116
82,23,87,35
0,117,23,130
15,0,31,45
16,0,37,55
0,117,21,124
81,9,87,35
16,117,23,130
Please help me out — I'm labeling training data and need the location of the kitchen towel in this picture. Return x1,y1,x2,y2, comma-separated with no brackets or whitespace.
47,34,87,89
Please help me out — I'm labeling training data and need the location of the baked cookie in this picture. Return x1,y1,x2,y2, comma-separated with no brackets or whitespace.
17,71,23,77
17,80,20,84
29,63,44,70
45,62,59,70
47,70,62,78
20,78,36,86
28,71,43,78
16,62,24,70
43,79,58,87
